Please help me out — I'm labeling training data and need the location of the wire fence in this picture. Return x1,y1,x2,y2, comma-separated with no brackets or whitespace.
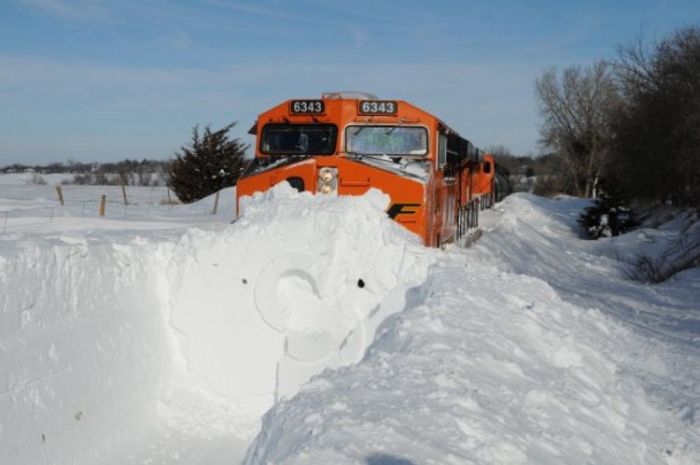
0,185,231,235
0,203,155,235
1,207,56,234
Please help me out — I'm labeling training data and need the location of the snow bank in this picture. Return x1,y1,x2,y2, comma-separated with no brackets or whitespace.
244,194,699,465
0,238,170,464
475,194,700,416
3,183,698,465
0,185,431,463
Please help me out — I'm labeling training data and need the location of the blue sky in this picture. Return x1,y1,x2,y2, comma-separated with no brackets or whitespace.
1,0,698,165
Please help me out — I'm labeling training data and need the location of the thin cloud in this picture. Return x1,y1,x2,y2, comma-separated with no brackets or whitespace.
17,0,110,21
203,0,338,27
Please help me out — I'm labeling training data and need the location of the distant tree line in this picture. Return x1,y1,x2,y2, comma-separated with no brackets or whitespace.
1,159,172,186
534,25,700,208
1,121,249,202
68,158,170,186
485,146,564,194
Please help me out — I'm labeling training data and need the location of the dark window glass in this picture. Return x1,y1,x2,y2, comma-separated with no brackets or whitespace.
484,161,492,174
261,124,337,155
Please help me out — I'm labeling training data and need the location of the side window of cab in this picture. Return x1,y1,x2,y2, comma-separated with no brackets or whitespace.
438,134,447,169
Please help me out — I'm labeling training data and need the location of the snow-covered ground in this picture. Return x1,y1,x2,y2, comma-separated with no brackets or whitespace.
1,173,698,464
0,173,235,232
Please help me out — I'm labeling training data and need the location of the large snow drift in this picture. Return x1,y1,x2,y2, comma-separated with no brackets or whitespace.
165,186,430,432
245,195,699,465
0,184,430,464
1,179,698,465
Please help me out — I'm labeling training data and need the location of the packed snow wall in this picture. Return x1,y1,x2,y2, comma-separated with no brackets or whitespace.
0,186,431,463
163,186,430,434
0,238,171,464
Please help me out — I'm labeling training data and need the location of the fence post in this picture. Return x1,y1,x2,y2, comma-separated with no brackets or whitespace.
212,191,220,215
99,195,106,217
55,186,64,206
120,182,128,205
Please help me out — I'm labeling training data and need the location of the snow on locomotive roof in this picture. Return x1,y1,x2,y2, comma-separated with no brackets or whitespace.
321,91,379,100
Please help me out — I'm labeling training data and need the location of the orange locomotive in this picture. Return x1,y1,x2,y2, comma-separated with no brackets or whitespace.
236,92,505,247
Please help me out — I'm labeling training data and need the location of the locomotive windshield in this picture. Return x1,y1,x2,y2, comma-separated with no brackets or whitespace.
261,124,337,155
346,126,428,156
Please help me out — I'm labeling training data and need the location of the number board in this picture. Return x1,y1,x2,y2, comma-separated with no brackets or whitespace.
358,100,398,115
290,100,325,114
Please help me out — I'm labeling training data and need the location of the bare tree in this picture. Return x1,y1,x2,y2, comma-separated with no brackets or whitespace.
535,61,620,197
610,26,700,206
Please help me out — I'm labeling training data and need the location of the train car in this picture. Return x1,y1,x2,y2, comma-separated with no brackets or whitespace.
236,92,506,247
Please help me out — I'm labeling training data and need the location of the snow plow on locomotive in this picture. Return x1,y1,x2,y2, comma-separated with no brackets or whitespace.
236,92,510,247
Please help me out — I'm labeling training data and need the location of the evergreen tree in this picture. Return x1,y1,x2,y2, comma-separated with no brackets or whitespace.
169,122,248,203
578,194,637,239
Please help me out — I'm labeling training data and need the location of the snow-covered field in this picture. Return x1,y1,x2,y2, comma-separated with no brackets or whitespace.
1,173,698,464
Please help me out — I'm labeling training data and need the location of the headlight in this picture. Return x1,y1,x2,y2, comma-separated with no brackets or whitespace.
317,167,338,195
320,169,334,183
